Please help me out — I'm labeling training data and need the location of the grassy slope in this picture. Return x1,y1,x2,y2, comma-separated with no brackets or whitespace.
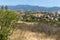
9,21,60,40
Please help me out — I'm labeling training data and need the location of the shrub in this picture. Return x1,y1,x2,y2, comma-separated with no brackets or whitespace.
0,10,18,40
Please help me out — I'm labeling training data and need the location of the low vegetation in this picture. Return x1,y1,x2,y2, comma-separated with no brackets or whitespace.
0,6,18,40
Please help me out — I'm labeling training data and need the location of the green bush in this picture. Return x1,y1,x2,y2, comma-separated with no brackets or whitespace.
0,10,18,40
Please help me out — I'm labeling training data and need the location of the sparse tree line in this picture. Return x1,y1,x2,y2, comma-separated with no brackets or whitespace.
0,5,8,10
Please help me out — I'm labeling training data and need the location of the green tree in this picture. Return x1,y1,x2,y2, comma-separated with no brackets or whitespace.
1,5,4,10
5,5,8,10
0,10,18,40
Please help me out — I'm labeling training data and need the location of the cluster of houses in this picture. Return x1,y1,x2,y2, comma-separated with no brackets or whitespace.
41,11,60,22
17,11,60,22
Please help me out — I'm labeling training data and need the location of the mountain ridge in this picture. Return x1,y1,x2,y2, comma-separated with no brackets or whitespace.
1,5,60,12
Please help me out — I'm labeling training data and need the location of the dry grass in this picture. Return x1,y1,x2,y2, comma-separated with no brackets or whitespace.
9,22,60,40
9,29,56,40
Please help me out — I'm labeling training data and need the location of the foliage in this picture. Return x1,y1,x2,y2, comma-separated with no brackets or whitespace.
5,5,8,10
1,5,4,10
21,13,60,27
21,14,40,22
0,10,18,40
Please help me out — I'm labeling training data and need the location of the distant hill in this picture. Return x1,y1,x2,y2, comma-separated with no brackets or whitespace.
5,5,60,12
8,5,47,11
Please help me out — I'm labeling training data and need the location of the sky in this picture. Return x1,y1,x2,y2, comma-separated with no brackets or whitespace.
0,0,60,7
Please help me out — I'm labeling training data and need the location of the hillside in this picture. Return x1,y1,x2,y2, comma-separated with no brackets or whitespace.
9,22,60,40
7,5,60,12
9,11,60,40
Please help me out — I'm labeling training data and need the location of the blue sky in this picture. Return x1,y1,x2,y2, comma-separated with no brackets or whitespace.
0,0,60,7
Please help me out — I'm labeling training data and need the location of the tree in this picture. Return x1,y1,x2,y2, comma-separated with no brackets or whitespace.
0,10,18,40
5,5,8,10
1,5,4,10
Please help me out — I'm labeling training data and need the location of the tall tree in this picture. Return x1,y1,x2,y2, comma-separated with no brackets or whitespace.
1,5,4,10
5,5,8,10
